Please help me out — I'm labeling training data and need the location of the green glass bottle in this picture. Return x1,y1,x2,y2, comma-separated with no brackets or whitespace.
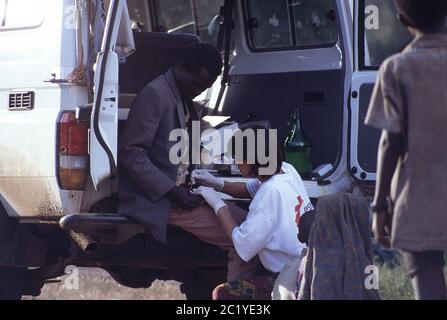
285,108,312,178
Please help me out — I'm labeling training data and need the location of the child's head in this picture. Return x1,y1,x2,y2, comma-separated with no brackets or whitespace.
395,0,447,34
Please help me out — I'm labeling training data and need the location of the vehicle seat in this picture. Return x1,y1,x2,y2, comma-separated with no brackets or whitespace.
119,32,200,97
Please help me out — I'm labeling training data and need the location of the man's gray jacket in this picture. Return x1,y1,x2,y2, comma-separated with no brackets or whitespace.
118,69,191,243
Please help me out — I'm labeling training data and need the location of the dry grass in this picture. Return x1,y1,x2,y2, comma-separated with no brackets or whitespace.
378,264,414,300
378,263,447,300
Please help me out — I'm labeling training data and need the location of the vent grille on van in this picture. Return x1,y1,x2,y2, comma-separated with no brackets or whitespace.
8,91,34,110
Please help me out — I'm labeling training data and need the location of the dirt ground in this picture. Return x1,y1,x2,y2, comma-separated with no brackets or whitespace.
25,263,446,300
24,264,411,300
24,268,186,300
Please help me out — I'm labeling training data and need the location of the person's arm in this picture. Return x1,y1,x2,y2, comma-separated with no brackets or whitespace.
191,170,253,198
192,186,236,238
194,186,274,262
365,59,405,248
372,130,403,247
215,206,238,239
222,181,252,199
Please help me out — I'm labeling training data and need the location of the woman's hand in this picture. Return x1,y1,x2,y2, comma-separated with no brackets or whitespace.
191,170,224,191
192,186,227,214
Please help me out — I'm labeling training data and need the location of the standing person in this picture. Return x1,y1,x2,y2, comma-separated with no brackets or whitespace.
118,42,259,282
192,127,313,299
366,0,447,300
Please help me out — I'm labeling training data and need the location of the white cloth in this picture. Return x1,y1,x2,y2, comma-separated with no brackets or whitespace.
115,1,135,58
233,162,313,273
271,256,300,300
101,0,135,58
272,250,307,300
87,0,135,88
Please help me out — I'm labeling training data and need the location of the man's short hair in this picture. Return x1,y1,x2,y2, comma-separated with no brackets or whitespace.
395,0,447,32
181,43,223,78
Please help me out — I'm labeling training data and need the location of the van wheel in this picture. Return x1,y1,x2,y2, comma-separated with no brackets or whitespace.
0,266,26,300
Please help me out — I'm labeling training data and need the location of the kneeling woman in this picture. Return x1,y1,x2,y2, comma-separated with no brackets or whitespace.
192,127,313,300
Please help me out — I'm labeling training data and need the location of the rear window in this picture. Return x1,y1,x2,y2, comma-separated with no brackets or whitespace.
244,0,338,51
0,0,45,31
152,0,223,45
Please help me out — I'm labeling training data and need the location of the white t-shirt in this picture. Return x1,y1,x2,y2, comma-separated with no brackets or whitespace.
232,162,314,273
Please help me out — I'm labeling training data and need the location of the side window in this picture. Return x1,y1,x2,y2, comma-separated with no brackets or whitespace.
152,0,223,45
361,0,413,69
291,0,338,47
245,0,338,51
246,0,293,49
0,0,45,31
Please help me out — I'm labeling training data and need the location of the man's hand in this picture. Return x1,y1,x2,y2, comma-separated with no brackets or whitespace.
191,170,224,191
167,186,201,210
193,186,227,214
373,211,392,248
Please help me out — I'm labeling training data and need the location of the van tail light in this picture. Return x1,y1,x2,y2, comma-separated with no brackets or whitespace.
57,112,89,190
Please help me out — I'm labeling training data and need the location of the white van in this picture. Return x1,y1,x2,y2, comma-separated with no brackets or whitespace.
0,0,412,299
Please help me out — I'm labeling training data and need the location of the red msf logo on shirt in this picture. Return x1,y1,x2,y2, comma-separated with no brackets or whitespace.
295,195,303,226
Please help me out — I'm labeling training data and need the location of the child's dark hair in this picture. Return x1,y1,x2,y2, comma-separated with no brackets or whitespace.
395,0,447,32
181,43,223,78
228,124,284,179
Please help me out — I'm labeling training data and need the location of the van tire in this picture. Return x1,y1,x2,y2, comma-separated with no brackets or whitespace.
0,266,26,300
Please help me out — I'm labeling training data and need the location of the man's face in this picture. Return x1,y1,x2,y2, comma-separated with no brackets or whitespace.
182,67,217,99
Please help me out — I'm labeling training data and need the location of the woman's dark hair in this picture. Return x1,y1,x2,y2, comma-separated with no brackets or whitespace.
181,43,223,78
395,0,447,32
227,124,284,179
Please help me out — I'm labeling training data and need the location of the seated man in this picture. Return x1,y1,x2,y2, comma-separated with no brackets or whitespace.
118,43,258,282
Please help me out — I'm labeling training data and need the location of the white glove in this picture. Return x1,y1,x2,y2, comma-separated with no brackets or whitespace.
191,170,225,191
193,186,227,214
